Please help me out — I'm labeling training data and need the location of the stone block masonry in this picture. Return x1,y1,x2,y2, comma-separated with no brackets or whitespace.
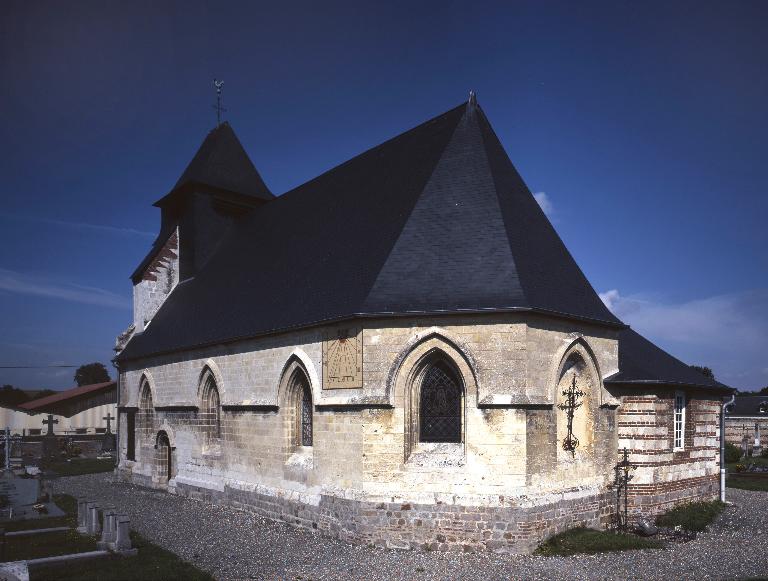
144,476,615,553
116,314,726,552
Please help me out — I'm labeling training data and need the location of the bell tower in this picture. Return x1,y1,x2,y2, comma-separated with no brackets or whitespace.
127,122,273,335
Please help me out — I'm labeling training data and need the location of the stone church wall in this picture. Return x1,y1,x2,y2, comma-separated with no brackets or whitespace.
115,314,722,551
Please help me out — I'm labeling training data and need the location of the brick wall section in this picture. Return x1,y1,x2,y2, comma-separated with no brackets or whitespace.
616,389,721,516
725,417,768,450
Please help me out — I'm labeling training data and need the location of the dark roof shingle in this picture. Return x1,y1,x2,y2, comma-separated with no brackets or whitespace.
118,101,624,361
605,329,732,391
727,395,768,416
156,122,274,205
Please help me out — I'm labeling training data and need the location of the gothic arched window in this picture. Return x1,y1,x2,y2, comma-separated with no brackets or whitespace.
138,380,154,437
200,371,221,444
298,379,313,447
419,361,462,443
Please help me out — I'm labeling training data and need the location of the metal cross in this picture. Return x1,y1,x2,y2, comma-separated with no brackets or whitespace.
557,374,586,457
0,427,23,472
103,412,114,434
610,447,637,532
213,79,227,126
42,414,58,436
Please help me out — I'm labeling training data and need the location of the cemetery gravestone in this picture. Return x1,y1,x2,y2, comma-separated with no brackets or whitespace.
101,413,116,452
41,415,59,460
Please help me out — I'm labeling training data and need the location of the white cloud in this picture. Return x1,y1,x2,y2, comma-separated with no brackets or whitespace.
0,268,130,309
601,288,768,389
599,289,621,311
0,214,154,239
533,192,554,217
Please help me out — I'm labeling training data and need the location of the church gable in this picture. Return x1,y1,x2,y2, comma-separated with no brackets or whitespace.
132,228,179,333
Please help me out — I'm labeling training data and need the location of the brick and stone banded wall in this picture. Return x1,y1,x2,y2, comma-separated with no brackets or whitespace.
626,474,719,515
116,470,614,553
725,417,768,448
616,390,721,517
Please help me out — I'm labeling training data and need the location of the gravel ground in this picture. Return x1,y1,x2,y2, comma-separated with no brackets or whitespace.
56,473,768,581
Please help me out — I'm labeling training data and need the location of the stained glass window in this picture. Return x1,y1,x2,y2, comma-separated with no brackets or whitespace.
420,362,462,443
157,432,171,481
300,381,313,447
202,378,221,442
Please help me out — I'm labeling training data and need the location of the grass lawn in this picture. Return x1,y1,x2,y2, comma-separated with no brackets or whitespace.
8,529,98,561
2,494,213,581
43,458,115,477
655,500,726,532
535,527,663,556
727,473,768,491
30,531,214,581
726,456,768,492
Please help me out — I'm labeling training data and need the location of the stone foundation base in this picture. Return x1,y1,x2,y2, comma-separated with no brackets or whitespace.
628,474,720,516
116,468,722,552
118,468,618,552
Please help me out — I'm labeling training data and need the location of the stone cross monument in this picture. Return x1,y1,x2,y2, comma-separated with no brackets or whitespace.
42,415,58,436
42,414,59,460
101,412,116,452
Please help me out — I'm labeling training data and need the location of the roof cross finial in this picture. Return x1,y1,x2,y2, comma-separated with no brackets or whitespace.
468,90,477,107
213,79,227,127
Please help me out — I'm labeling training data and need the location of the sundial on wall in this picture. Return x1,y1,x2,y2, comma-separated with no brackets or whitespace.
322,327,363,389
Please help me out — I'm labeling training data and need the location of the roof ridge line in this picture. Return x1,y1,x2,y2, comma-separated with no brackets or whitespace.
474,106,532,309
359,106,469,309
273,102,469,203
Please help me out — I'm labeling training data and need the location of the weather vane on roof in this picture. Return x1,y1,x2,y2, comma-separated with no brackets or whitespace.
213,79,227,127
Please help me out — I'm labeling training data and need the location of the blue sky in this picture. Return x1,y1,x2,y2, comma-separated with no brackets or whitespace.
1,1,766,390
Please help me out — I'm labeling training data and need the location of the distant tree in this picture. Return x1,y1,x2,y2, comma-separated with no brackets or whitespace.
690,365,714,379
760,386,768,395
0,385,30,407
74,363,110,387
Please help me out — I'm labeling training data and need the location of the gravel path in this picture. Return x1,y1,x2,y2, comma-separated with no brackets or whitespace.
57,473,768,580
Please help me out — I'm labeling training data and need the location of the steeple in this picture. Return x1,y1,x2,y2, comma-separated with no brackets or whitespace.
155,122,274,207
131,122,274,285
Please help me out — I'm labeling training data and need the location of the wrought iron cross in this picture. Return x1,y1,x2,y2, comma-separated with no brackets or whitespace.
42,414,58,436
103,412,114,434
0,427,22,471
213,79,227,126
611,447,637,532
557,374,586,457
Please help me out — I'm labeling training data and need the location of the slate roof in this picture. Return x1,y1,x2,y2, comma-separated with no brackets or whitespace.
155,122,274,205
605,329,732,392
727,395,768,416
118,99,624,362
130,123,274,282
19,381,116,415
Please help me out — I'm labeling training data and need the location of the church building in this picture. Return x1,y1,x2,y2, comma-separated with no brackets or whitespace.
115,96,731,552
